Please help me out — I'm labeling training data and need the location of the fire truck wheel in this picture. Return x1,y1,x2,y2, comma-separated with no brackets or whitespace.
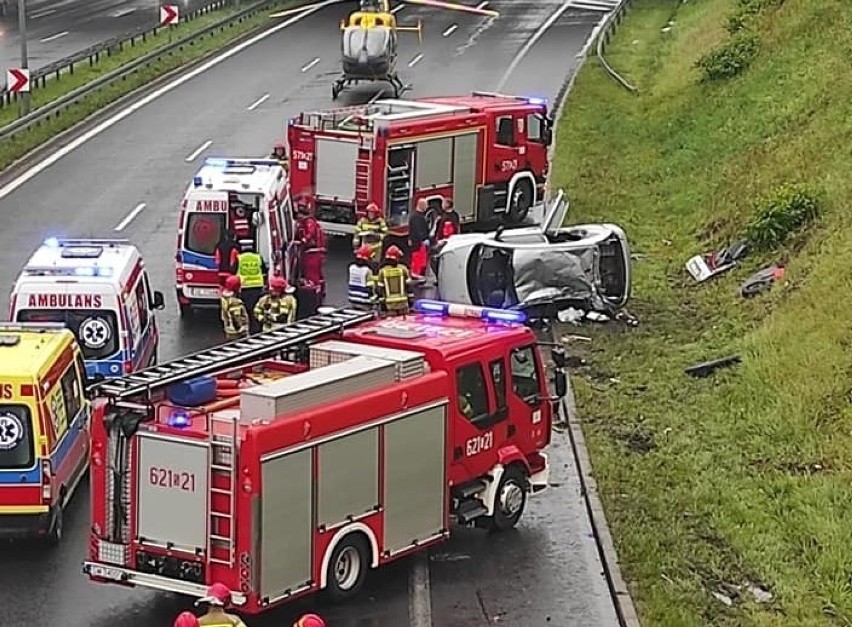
489,466,528,532
179,302,193,319
506,179,533,224
325,533,370,601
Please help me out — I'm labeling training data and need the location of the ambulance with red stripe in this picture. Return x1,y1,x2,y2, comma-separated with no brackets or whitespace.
175,158,295,317
9,238,165,381
0,323,89,543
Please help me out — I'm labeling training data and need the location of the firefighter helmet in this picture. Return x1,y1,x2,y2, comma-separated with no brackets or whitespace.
355,245,373,260
384,245,403,261
173,611,200,627
366,202,379,217
224,275,242,292
269,276,287,293
196,582,231,607
295,614,327,627
274,140,285,150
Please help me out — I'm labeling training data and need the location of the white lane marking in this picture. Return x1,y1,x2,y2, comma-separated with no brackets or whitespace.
442,23,458,37
185,140,212,162
475,1,489,9
40,31,69,43
408,552,432,627
577,15,607,58
391,3,405,13
301,57,321,72
247,93,270,110
408,53,424,67
31,9,57,19
496,0,573,90
111,8,137,18
114,203,146,231
0,0,336,203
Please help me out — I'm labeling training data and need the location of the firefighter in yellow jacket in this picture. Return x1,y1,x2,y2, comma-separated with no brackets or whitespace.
375,245,412,316
253,276,297,331
220,275,249,340
194,582,248,626
353,203,388,263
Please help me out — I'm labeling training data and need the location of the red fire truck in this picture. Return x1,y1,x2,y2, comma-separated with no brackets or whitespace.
286,91,553,238
83,301,567,614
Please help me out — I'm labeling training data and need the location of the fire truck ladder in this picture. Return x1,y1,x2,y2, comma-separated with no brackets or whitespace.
92,308,376,403
209,412,237,567
355,158,372,206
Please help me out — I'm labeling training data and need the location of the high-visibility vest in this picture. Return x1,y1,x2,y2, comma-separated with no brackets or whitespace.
198,611,246,626
377,264,409,306
236,252,264,288
348,264,375,305
253,294,297,331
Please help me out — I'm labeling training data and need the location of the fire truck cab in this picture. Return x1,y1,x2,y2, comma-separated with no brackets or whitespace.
287,91,553,237
175,158,295,317
83,302,567,614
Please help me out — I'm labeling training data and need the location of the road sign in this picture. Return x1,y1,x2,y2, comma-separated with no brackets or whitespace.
6,68,30,93
160,4,179,26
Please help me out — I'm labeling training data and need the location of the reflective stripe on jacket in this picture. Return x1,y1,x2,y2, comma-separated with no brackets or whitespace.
348,264,375,305
236,252,264,288
377,264,409,305
198,611,247,627
355,217,388,236
220,294,248,338
253,293,297,331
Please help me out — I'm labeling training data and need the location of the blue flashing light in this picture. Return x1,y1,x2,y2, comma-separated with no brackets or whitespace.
413,300,527,325
526,97,547,105
44,237,60,248
193,176,203,187
204,157,229,168
167,410,192,429
205,157,279,169
96,266,113,277
74,267,95,277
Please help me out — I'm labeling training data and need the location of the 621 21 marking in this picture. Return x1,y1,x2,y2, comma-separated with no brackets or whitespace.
149,466,197,492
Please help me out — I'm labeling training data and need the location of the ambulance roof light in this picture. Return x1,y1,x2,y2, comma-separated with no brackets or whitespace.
526,96,546,105
44,237,60,248
61,246,103,259
193,176,203,187
167,409,191,429
413,299,527,324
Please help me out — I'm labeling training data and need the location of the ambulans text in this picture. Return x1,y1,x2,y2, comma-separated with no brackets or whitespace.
27,294,103,308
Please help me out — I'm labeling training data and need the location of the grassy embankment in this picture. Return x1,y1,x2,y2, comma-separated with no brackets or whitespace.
0,0,299,170
551,0,852,624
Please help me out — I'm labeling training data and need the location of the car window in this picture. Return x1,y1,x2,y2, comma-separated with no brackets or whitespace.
134,278,149,332
456,363,489,421
511,346,541,401
527,114,543,142
60,365,82,421
17,309,119,360
496,116,514,146
490,359,507,412
0,405,34,469
184,213,226,256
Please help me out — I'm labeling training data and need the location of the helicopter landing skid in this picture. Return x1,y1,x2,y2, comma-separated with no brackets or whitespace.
332,73,411,100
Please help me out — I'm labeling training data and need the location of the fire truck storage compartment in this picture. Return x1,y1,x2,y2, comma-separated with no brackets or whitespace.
387,146,414,218
452,133,479,221
136,433,210,552
240,356,398,424
257,402,448,600
309,340,428,380
316,138,359,200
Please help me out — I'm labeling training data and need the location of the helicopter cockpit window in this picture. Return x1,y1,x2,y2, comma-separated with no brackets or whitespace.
360,0,381,11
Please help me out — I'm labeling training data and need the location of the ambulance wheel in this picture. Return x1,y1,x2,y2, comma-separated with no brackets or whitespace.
178,302,192,319
47,504,63,545
325,533,369,602
506,179,533,224
488,465,528,532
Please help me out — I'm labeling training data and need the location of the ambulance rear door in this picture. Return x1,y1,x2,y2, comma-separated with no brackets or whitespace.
0,379,42,511
180,190,230,269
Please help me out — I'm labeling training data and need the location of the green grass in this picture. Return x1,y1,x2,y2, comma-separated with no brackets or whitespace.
0,0,299,170
551,0,852,624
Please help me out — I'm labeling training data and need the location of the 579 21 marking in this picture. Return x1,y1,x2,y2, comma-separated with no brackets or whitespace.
148,466,197,492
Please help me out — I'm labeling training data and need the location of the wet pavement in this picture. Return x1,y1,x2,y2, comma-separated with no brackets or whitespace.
0,2,618,625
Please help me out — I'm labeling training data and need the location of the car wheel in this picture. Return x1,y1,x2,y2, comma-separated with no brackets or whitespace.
506,179,533,224
47,504,63,546
325,534,370,602
488,465,528,532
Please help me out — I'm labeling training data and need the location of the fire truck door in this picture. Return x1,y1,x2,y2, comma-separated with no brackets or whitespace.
260,448,313,600
452,133,478,222
492,115,522,184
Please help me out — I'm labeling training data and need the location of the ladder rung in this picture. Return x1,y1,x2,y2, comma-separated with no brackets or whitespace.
210,488,233,495
211,464,232,472
211,512,232,520
210,534,232,542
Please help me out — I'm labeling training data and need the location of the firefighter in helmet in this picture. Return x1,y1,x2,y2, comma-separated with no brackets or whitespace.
195,582,248,627
254,276,297,331
375,245,412,316
220,275,249,341
173,611,200,627
295,614,326,627
348,244,377,309
270,141,288,169
353,203,388,263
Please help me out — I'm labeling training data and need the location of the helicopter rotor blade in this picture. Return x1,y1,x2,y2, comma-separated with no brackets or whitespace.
401,0,499,18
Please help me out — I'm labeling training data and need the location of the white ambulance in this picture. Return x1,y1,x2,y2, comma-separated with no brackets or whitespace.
175,157,296,316
9,238,165,381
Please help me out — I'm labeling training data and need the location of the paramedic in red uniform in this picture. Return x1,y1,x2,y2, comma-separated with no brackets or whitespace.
293,203,327,298
433,197,461,243
408,198,430,278
214,231,239,284
295,614,326,627
195,582,249,627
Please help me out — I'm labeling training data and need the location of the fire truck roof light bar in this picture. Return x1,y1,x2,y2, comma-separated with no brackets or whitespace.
470,91,548,105
413,300,527,324
91,308,376,400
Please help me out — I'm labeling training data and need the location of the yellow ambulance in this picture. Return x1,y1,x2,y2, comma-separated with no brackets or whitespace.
0,322,90,543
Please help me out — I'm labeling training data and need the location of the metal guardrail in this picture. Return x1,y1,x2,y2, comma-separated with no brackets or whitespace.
596,0,638,92
0,0,299,142
0,0,233,108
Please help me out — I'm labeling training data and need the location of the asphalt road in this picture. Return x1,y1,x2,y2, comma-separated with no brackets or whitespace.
0,0,219,72
0,2,618,625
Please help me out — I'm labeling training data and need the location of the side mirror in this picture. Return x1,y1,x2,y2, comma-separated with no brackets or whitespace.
554,371,567,398
495,225,505,241
152,291,166,310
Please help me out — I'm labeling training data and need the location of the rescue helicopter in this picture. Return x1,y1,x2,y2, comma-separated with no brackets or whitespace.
270,0,500,100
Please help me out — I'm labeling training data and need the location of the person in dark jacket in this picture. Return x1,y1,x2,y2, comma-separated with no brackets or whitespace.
408,198,430,278
214,231,239,284
433,197,461,243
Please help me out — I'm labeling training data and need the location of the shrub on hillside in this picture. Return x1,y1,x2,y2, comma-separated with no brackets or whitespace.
744,184,821,249
726,0,785,32
695,32,759,82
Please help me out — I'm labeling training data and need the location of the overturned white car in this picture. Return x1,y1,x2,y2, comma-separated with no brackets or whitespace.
435,190,631,317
